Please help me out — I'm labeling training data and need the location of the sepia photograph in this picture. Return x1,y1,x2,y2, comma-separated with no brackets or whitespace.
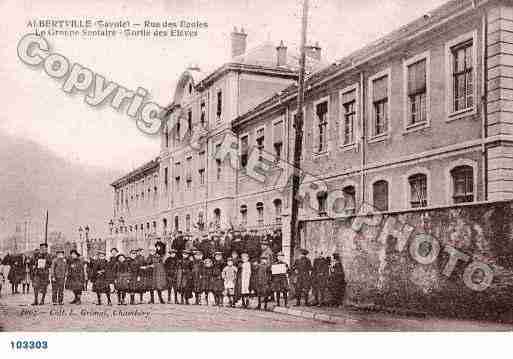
2,0,513,346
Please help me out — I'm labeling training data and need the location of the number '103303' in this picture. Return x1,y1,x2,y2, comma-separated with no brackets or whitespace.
10,340,48,350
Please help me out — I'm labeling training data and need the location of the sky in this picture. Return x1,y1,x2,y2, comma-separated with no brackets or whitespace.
0,0,449,173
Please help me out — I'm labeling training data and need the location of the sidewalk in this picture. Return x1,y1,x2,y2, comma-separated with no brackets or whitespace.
272,302,513,331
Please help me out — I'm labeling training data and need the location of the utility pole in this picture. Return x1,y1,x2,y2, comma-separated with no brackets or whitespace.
44,210,48,245
289,0,309,261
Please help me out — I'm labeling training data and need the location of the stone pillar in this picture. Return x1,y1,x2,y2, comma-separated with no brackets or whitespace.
487,4,513,200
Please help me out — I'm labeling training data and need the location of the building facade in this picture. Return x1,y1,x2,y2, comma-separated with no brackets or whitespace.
109,0,513,259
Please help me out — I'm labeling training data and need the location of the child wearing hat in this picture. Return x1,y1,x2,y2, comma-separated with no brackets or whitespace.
202,258,214,305
91,251,112,305
271,252,289,307
66,250,86,305
222,258,237,307
114,254,131,305
212,252,225,306
254,255,272,310
176,250,193,304
191,250,205,305
164,249,179,304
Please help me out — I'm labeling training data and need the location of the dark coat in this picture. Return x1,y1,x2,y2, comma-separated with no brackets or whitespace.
66,258,85,292
292,256,312,291
114,260,131,292
106,257,118,284
129,256,145,293
91,258,110,293
140,256,154,292
8,255,25,284
312,257,330,289
253,263,272,296
172,236,186,253
191,259,204,293
210,261,225,293
329,261,346,293
176,258,193,298
164,255,179,287
31,252,52,290
150,254,167,291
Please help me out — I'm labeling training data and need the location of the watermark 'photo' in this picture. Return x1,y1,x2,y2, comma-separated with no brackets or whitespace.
2,0,513,357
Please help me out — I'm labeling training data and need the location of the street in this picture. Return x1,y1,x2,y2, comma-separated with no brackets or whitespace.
1,290,513,331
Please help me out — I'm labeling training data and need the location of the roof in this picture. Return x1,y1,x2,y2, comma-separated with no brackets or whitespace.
233,0,482,128
111,157,160,188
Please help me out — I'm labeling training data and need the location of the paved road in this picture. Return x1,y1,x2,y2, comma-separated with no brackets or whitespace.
1,290,513,331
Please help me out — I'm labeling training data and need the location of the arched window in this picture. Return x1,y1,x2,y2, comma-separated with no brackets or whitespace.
317,191,328,217
162,218,168,234
373,180,389,212
174,216,179,232
214,208,221,227
186,214,191,233
451,165,474,203
256,202,264,225
342,186,356,213
198,212,204,230
408,173,428,208
273,199,282,224
240,205,248,226
152,221,157,234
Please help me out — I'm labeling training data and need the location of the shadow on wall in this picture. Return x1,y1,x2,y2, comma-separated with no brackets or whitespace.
300,201,513,322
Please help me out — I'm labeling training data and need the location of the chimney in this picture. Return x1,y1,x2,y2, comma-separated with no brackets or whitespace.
305,41,322,61
230,26,247,58
276,40,287,67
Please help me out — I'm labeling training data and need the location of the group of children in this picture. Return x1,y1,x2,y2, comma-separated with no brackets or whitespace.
104,241,290,311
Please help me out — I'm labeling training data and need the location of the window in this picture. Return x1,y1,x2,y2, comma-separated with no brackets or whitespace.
240,135,249,169
315,100,328,153
175,162,181,191
256,128,265,161
199,168,205,185
186,156,192,190
451,40,473,112
165,124,169,148
409,173,428,208
216,143,222,180
273,199,282,224
343,186,356,213
186,214,191,233
407,59,427,126
198,212,204,230
175,120,181,143
240,205,248,226
451,165,474,203
372,75,389,137
162,218,168,234
214,208,221,226
152,221,157,234
164,167,169,190
174,216,179,232
273,120,284,162
373,180,389,212
200,101,206,126
341,89,356,145
216,90,222,119
256,202,264,225
317,191,328,216
187,109,192,135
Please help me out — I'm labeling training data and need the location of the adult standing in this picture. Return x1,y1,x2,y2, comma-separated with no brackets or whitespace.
150,241,167,304
328,253,346,307
164,249,179,304
312,252,330,306
292,249,312,306
31,243,52,306
114,254,131,305
106,248,119,294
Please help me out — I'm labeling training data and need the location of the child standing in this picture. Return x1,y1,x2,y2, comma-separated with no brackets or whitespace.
236,253,252,309
254,256,272,310
221,259,237,307
271,252,289,307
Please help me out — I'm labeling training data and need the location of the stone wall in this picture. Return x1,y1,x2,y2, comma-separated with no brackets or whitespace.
299,200,513,321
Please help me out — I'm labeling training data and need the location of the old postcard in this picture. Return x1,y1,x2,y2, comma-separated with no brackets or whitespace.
1,1,513,351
